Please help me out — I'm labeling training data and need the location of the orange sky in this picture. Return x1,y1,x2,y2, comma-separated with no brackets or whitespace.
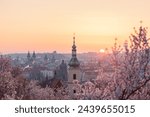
0,0,150,53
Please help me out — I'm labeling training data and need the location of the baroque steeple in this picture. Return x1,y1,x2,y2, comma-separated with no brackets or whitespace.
27,51,31,59
32,51,36,60
68,34,80,67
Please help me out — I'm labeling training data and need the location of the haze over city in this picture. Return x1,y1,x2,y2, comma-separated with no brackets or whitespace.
0,0,150,53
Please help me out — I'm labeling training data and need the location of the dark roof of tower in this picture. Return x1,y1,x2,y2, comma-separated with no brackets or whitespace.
68,57,80,67
27,51,31,58
32,51,36,59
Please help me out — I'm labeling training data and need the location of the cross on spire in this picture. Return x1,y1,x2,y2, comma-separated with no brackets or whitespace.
73,33,75,45
140,20,143,26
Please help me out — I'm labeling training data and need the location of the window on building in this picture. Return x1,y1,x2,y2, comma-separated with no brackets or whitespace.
73,74,76,80
73,90,76,94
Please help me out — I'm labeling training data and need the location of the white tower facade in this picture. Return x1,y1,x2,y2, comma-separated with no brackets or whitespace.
68,34,82,96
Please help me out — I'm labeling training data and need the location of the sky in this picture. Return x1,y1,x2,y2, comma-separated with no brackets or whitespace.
0,0,150,54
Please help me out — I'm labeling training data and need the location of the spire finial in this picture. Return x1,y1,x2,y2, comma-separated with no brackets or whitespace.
140,20,143,27
73,33,75,45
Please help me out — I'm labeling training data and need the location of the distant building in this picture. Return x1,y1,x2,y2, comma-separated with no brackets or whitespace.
44,54,48,63
26,51,37,65
27,51,31,62
32,51,36,60
41,69,54,78
51,54,56,63
54,60,68,81
59,60,68,81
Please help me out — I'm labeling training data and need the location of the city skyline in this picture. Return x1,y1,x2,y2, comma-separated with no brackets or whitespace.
1,0,150,53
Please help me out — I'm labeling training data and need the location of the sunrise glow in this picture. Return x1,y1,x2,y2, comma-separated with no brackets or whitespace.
99,49,105,53
0,0,150,53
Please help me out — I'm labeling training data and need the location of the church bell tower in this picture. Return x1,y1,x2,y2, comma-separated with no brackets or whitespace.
68,34,82,96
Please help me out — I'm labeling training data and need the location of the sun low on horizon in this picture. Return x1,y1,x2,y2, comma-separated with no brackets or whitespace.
0,0,150,54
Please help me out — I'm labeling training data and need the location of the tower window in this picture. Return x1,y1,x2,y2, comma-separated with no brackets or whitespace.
73,90,76,94
73,74,76,80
